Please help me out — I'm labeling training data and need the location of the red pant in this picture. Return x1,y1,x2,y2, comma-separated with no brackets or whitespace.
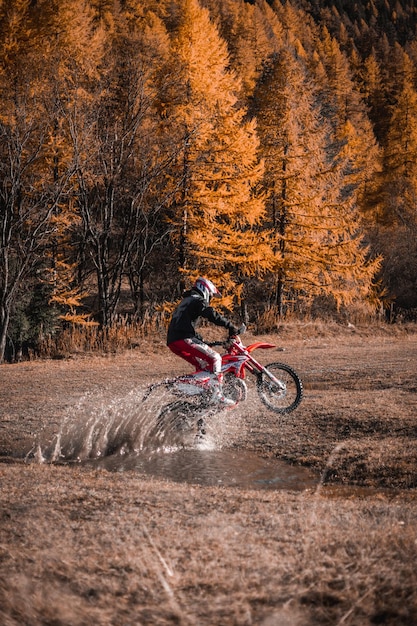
168,338,222,374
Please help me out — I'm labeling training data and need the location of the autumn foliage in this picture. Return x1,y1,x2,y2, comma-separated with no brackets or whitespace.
1,0,416,360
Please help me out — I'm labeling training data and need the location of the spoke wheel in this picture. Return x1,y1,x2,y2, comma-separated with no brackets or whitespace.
257,362,303,414
223,374,247,405
148,401,203,447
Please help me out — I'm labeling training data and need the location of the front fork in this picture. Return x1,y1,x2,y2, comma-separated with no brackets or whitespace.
222,344,285,391
244,356,286,391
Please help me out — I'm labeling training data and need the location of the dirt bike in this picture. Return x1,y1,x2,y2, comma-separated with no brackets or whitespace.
142,330,303,445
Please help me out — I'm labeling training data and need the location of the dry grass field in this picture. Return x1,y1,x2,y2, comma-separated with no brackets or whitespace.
1,323,416,625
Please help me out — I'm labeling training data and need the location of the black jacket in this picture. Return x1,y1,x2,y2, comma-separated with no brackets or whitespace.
167,289,238,345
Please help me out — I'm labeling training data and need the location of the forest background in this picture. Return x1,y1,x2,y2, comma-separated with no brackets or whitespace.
1,0,417,363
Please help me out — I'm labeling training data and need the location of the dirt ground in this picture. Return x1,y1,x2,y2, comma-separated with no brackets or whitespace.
1,324,417,625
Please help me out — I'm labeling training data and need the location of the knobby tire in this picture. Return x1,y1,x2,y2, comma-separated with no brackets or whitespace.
256,362,303,414
149,400,206,446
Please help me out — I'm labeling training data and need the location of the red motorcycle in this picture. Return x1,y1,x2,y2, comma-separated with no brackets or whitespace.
143,331,303,444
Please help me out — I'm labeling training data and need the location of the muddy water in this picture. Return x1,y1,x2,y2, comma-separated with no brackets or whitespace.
27,387,317,491
85,448,319,491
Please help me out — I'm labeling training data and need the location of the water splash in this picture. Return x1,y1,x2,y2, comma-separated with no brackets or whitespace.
26,384,318,492
32,384,246,463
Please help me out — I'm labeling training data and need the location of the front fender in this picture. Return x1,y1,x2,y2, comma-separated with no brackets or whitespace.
246,342,276,353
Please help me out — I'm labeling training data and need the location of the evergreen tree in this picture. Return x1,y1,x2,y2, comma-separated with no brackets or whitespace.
313,26,380,203
159,0,269,305
202,0,283,100
371,52,417,308
356,50,390,144
252,47,379,315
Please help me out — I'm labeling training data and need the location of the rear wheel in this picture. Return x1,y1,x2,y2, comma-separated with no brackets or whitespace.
223,374,247,405
257,362,303,414
147,401,205,447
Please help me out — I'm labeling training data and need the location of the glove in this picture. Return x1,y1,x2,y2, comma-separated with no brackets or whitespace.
228,324,238,336
228,323,246,337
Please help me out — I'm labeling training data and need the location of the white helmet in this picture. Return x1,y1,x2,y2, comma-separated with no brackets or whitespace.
193,277,221,304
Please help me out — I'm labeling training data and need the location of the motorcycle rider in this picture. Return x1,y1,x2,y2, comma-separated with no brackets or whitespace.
167,277,240,406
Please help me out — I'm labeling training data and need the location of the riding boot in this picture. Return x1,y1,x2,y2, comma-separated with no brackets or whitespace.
209,373,235,407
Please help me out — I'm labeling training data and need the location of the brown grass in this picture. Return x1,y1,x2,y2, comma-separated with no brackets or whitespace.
27,310,416,360
0,464,416,626
1,328,417,624
36,312,168,359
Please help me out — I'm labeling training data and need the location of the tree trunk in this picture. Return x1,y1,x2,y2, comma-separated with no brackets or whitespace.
0,303,10,364
275,269,284,318
179,207,188,293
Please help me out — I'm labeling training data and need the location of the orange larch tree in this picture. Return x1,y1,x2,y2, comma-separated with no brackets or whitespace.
371,51,417,308
159,0,270,307
0,0,80,361
252,46,380,315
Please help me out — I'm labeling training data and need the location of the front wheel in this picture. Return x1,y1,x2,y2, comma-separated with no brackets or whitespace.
257,362,303,414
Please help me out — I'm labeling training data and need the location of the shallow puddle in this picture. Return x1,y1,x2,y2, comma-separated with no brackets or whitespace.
87,448,319,491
